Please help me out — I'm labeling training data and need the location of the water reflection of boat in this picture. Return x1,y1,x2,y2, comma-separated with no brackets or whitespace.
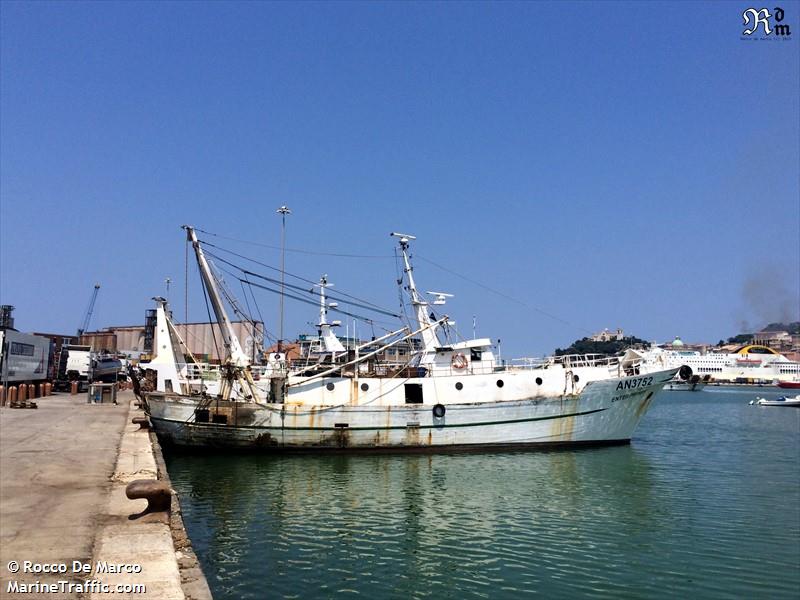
165,446,661,598
663,376,709,392
146,227,677,451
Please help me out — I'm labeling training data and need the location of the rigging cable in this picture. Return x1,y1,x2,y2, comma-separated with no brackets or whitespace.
415,254,593,336
194,227,394,259
199,240,394,313
245,272,277,346
202,247,401,319
198,261,223,364
236,276,398,330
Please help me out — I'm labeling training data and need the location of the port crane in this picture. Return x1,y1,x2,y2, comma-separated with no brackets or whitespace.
77,284,100,337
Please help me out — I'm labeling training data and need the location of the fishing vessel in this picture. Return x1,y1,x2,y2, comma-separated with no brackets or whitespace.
144,227,679,451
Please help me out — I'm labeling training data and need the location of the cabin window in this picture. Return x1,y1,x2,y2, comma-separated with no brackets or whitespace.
360,383,369,391
496,379,504,388
212,413,228,425
535,377,543,385
455,382,463,391
471,348,482,362
165,379,173,393
195,408,210,423
326,382,335,391
404,383,423,404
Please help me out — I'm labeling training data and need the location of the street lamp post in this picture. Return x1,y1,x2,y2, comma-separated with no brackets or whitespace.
276,205,292,351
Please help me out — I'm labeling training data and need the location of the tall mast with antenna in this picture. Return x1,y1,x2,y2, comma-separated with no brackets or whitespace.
315,275,345,357
276,205,291,351
390,232,440,356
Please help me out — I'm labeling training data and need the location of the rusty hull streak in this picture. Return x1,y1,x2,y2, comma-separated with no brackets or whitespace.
635,392,655,419
405,425,421,446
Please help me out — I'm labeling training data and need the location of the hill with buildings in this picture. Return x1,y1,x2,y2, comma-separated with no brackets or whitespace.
554,328,648,356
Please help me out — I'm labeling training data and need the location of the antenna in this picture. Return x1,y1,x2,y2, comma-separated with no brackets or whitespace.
426,291,454,305
390,232,416,248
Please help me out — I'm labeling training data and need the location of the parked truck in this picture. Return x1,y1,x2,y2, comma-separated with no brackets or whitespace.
0,329,52,385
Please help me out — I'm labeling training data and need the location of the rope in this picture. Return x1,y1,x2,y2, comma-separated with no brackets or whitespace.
194,227,394,259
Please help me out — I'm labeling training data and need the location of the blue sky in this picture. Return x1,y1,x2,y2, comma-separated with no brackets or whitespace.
1,1,798,357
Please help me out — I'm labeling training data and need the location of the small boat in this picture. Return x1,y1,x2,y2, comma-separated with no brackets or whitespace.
752,395,800,407
91,355,124,383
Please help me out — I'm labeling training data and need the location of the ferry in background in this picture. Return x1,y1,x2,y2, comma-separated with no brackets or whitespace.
625,337,800,386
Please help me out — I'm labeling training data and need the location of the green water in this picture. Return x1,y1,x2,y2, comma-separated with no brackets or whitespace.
165,388,800,599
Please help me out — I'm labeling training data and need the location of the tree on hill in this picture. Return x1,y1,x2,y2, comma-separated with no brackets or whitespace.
762,322,800,334
554,336,649,356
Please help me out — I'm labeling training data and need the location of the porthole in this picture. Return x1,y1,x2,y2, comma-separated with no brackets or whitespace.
455,382,463,391
573,375,580,383
496,379,504,388
535,377,543,385
326,382,335,391
360,383,369,391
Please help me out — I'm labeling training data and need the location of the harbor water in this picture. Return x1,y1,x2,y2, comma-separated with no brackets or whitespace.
165,387,800,599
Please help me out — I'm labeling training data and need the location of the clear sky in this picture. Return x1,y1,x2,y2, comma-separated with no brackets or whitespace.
1,1,798,358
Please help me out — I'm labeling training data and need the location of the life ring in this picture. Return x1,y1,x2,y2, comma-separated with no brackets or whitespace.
432,403,446,418
451,353,468,370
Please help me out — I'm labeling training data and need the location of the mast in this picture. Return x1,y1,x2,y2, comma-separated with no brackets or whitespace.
276,205,291,351
390,233,440,355
316,275,345,356
183,226,261,401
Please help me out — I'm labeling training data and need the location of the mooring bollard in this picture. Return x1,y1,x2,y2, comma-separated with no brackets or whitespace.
132,416,150,430
18,384,27,402
125,479,173,515
0,385,5,407
8,386,17,404
45,382,52,396
70,381,78,395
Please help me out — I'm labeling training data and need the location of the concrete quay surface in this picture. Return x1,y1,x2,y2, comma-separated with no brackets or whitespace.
0,391,210,599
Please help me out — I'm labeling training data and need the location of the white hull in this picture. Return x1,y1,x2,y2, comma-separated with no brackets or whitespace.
146,368,677,450
756,395,800,407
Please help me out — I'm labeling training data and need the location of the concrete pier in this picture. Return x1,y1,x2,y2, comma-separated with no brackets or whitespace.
0,391,210,598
